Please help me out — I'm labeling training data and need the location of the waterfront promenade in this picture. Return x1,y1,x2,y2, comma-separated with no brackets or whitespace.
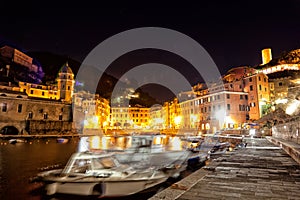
150,137,300,200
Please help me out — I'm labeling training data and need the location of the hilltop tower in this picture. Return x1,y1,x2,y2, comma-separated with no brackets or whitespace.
261,48,272,65
56,62,75,103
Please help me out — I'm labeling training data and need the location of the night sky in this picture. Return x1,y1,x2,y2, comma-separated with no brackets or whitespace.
1,1,300,102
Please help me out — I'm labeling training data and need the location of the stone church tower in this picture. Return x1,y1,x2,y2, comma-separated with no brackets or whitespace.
56,62,75,103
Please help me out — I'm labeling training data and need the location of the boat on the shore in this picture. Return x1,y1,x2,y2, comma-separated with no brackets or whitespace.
56,137,69,144
8,139,25,144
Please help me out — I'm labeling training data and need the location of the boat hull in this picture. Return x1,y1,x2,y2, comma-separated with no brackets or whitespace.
43,174,168,197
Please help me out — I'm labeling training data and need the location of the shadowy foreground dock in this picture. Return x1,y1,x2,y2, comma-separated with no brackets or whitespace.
150,137,300,200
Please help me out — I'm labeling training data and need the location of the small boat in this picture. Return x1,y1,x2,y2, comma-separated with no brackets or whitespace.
9,139,25,144
56,138,69,144
35,152,181,197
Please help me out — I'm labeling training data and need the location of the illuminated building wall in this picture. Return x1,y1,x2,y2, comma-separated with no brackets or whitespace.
0,46,33,68
0,89,72,134
196,89,249,132
179,98,198,129
259,64,300,74
95,97,110,128
13,49,33,68
18,62,74,103
110,106,149,129
19,82,59,100
129,107,149,128
73,91,110,131
110,107,131,128
168,98,181,129
149,105,164,129
162,102,170,129
243,72,270,120
269,77,290,107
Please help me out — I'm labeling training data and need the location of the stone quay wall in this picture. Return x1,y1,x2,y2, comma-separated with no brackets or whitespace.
272,120,300,144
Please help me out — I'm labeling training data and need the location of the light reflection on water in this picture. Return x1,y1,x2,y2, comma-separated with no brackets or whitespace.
0,136,191,200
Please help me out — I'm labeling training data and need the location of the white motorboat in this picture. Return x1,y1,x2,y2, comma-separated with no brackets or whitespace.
79,134,192,170
114,135,192,170
35,151,180,197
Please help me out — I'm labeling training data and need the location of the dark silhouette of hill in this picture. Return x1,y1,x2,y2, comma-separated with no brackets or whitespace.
27,51,160,107
27,51,81,84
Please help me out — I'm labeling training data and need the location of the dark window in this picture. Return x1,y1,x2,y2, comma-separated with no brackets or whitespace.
43,113,48,119
249,77,252,82
28,112,33,119
258,76,261,81
17,104,22,113
259,85,262,90
250,85,253,91
226,94,230,99
2,103,7,112
279,82,283,86
59,114,63,120
42,92,45,96
240,95,243,99
264,78,266,82
30,90,34,94
227,104,230,110
245,95,248,100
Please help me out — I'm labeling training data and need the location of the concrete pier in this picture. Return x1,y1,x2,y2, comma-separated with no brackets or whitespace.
150,137,300,200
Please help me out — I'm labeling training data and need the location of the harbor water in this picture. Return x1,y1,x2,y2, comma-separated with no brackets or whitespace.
0,136,198,200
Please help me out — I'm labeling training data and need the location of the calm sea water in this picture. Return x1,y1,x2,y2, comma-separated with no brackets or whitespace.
0,138,79,200
0,137,192,200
